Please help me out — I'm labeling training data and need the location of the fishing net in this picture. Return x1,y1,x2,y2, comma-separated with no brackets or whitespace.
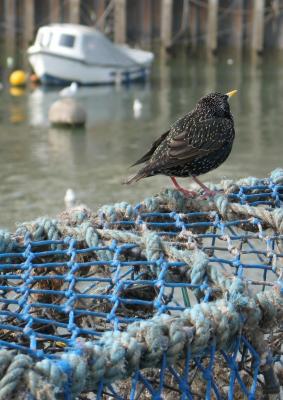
0,169,282,399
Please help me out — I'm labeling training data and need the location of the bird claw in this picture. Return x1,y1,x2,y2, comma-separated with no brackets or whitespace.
199,190,218,200
179,189,198,198
170,177,198,198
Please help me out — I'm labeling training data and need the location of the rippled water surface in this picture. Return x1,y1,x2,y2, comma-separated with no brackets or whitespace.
1,52,283,229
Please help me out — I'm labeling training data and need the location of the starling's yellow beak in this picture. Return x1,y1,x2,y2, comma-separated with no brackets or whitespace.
226,90,237,98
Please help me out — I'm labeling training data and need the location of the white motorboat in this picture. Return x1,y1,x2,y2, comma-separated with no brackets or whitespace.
27,24,154,86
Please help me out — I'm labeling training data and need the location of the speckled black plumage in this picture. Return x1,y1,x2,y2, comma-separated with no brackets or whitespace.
126,92,235,184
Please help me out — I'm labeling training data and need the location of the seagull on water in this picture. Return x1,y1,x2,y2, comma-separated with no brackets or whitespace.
133,98,143,119
59,82,79,98
64,188,76,209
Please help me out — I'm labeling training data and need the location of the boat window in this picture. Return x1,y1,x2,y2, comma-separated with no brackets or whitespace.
59,34,76,48
39,32,53,48
83,35,96,51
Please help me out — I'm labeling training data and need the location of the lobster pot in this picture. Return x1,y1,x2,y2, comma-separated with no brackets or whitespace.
0,169,282,399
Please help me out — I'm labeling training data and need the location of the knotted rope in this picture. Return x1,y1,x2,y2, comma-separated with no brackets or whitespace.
0,280,281,399
0,169,282,398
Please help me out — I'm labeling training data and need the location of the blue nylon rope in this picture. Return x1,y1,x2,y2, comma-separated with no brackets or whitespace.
0,169,282,399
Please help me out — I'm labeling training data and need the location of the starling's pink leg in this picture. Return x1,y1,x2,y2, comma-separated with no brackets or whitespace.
170,177,197,198
192,176,217,197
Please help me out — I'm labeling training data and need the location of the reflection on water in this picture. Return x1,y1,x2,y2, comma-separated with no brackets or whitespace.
0,53,283,229
28,85,153,127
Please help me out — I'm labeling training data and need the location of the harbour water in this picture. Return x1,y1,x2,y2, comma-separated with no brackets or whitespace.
0,51,283,229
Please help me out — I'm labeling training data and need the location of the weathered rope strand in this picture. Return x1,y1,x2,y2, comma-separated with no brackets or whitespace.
0,281,281,399
0,169,282,398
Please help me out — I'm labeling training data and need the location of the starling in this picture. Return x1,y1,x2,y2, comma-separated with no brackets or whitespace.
125,90,237,197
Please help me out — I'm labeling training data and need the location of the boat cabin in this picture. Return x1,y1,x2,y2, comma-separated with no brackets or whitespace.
28,24,154,85
32,24,136,67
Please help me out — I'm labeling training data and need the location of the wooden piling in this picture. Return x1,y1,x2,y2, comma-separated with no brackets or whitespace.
4,0,16,59
23,0,35,48
2,0,280,57
161,0,173,49
49,0,61,23
231,0,243,50
181,0,190,44
189,1,198,51
114,0,126,44
69,0,80,24
207,0,218,54
151,0,160,41
251,0,265,54
94,0,106,30
141,0,152,44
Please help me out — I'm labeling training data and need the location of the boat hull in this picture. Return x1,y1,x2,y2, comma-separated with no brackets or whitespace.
28,51,151,86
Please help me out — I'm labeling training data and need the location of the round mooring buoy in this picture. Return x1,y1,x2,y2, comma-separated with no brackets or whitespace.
48,98,87,127
9,70,27,86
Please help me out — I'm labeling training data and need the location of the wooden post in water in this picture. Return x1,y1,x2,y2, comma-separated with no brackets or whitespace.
114,0,126,44
231,0,243,51
49,0,61,23
207,0,218,55
251,0,265,55
114,0,126,43
69,0,80,24
141,0,152,45
23,0,35,48
4,0,16,60
161,0,173,49
189,1,198,52
181,0,190,46
94,0,106,31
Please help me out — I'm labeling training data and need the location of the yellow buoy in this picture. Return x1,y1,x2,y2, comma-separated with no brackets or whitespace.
9,70,27,86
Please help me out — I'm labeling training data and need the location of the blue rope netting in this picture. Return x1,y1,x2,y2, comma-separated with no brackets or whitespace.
0,169,282,399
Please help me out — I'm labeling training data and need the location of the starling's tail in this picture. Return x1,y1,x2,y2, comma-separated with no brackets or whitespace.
123,171,148,185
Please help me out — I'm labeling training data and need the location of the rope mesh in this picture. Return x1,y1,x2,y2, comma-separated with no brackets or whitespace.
0,169,282,399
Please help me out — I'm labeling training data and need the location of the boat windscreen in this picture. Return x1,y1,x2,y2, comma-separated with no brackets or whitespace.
81,33,137,67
